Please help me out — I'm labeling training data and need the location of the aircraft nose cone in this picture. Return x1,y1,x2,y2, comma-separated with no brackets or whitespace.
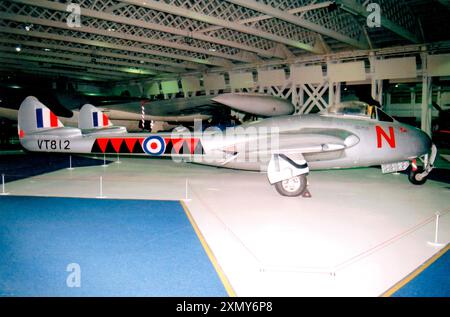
211,94,227,104
414,127,432,156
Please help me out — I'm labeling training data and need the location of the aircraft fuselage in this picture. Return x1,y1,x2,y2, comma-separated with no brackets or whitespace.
19,113,432,173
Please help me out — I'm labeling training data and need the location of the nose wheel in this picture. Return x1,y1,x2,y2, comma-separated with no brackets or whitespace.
408,166,427,185
408,144,437,185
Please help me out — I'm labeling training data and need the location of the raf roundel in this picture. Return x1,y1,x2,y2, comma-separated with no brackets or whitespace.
142,135,166,156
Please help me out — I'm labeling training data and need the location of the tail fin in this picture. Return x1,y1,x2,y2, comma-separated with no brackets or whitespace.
78,104,113,130
78,104,126,135
18,96,63,137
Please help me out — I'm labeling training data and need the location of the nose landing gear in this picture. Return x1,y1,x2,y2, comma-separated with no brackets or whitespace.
408,144,437,185
408,165,427,185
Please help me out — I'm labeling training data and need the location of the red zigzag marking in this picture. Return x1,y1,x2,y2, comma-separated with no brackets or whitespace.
96,138,109,153
110,138,123,153
125,138,137,152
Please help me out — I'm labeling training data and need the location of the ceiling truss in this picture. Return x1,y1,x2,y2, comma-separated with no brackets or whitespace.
0,0,430,83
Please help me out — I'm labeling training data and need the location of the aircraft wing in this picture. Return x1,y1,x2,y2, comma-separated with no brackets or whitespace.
246,128,360,156
258,129,360,185
211,128,360,169
101,95,219,117
99,92,295,121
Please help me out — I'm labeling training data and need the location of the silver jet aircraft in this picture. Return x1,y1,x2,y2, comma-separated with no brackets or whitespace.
17,96,436,197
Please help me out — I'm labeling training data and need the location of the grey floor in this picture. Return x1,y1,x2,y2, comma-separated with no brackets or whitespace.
2,155,449,296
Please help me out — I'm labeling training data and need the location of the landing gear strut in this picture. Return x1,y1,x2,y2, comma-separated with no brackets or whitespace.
408,144,437,185
267,154,310,197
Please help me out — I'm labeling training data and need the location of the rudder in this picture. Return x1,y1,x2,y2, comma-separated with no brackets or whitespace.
78,104,113,130
18,96,63,137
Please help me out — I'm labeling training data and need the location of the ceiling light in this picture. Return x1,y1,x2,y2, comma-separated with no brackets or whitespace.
107,27,115,32
24,24,32,31
208,48,217,52
140,60,145,64
44,48,51,52
15,45,22,52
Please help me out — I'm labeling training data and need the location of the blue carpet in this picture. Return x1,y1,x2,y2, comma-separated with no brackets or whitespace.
393,248,450,297
0,153,111,183
0,196,227,297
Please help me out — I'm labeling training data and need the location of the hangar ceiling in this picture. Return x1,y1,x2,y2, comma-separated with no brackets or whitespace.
0,0,449,83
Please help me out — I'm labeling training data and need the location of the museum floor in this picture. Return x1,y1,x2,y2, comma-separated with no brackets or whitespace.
1,153,449,296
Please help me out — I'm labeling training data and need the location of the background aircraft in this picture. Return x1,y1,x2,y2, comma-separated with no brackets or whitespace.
0,85,293,133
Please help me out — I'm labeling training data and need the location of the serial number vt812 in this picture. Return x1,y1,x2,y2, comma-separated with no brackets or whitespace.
37,139,71,151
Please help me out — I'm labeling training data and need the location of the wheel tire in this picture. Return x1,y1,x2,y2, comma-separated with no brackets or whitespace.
274,175,307,197
408,166,427,185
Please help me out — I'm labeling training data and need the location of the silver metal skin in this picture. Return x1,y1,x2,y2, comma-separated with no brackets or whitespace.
18,97,436,197
212,93,294,116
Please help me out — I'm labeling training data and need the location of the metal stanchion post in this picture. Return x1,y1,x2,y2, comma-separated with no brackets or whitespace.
67,155,74,170
183,178,191,202
96,176,106,199
0,173,10,195
428,212,445,247
102,154,108,167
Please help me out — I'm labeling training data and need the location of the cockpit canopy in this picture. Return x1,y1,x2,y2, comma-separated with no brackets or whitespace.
324,101,394,122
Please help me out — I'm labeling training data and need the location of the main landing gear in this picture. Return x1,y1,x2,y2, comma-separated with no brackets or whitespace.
408,144,437,185
274,174,308,197
267,154,310,197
